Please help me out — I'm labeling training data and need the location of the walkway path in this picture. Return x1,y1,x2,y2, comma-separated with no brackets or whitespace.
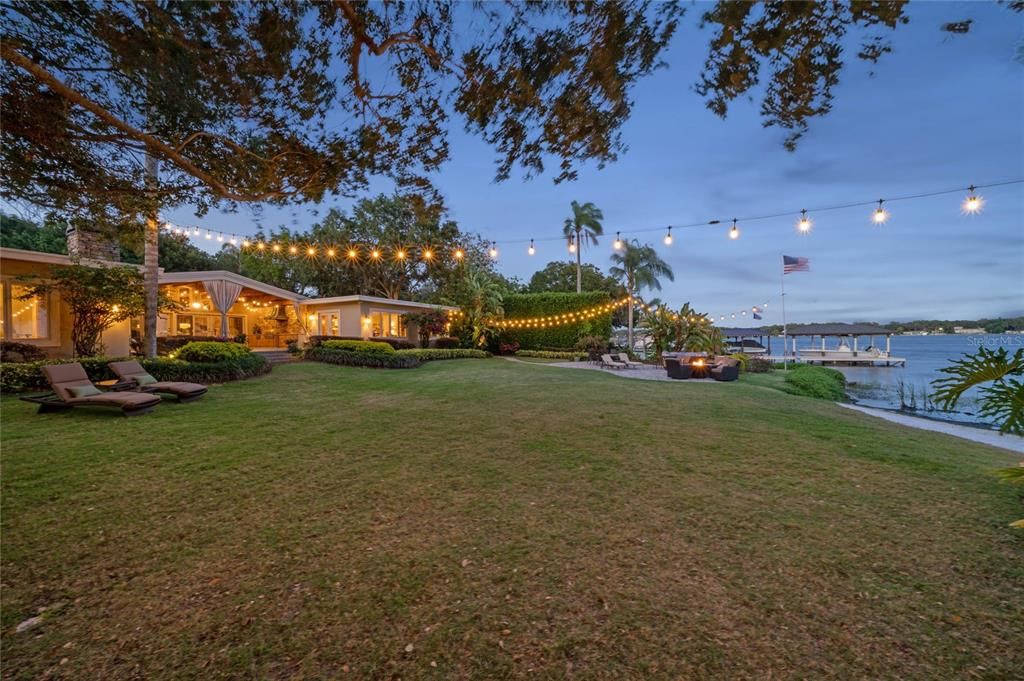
502,357,722,383
838,403,1024,454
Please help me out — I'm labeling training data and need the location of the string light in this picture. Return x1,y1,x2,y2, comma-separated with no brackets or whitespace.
528,239,535,256
288,245,298,254
347,248,358,259
205,230,212,240
872,199,889,224
613,232,622,250
326,248,336,257
454,248,464,260
797,209,812,233
396,249,407,261
664,226,673,246
496,297,631,328
271,243,281,253
306,246,316,256
423,249,433,261
962,185,983,214
216,233,224,242
568,234,576,254
256,242,265,251
489,242,498,259
729,219,740,240
370,249,381,259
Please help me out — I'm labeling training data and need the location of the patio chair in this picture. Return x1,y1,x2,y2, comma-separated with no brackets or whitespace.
710,356,740,382
614,353,644,368
108,361,208,402
600,354,627,370
20,363,162,416
664,358,692,380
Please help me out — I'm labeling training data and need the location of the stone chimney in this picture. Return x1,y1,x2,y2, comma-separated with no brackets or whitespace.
65,224,120,262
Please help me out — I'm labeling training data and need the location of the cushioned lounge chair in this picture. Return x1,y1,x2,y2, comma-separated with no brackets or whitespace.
710,356,740,382
20,363,161,416
664,358,692,380
108,360,208,402
601,354,626,370
614,353,644,368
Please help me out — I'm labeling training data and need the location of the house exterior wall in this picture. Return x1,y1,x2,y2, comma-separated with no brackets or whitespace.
0,254,131,358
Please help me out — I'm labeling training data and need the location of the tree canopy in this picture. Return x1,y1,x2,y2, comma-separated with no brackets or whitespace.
527,261,622,297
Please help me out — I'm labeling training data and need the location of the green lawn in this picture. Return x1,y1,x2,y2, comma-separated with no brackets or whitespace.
2,359,1021,680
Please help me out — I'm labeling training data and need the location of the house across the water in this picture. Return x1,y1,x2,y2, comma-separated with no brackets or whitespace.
0,246,455,358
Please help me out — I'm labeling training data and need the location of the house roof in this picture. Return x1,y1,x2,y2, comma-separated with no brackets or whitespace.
159,270,307,301
784,323,894,336
0,246,146,271
719,327,770,337
307,294,457,311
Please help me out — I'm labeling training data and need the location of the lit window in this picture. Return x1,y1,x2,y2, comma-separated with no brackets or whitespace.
0,283,49,340
369,311,405,337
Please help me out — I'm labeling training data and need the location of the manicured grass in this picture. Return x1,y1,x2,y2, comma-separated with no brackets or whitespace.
2,360,1022,679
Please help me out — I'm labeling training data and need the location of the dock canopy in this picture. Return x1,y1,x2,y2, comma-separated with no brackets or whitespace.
784,323,894,336
720,327,770,337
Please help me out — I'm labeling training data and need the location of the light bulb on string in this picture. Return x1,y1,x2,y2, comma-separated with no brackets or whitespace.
370,249,381,260
256,242,266,251
872,199,889,224
489,242,498,259
454,248,464,260
568,234,576,254
205,230,213,240
729,219,740,240
396,249,407,261
326,248,336,258
288,245,298,255
961,185,983,215
528,239,535,256
229,237,237,246
307,246,316,256
422,249,433,261
664,226,673,246
797,209,812,233
613,232,622,250
347,248,358,259
242,239,250,248
192,227,200,236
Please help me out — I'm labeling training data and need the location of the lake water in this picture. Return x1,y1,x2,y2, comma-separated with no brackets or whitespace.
779,334,1023,425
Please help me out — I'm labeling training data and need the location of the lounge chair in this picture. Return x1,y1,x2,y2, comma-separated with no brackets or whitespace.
600,353,627,370
108,360,208,402
20,363,161,416
614,353,644,368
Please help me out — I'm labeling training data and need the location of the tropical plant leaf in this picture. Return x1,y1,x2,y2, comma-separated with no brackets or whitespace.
977,378,1024,435
931,347,1024,410
995,465,1024,485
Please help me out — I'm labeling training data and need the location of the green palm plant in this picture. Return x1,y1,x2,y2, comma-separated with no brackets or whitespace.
609,239,674,349
931,346,1023,435
562,201,604,293
452,268,505,347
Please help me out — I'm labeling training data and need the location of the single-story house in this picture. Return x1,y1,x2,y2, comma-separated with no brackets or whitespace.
0,246,457,358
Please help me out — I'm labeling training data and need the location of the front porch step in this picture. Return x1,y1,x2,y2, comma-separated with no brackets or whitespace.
254,350,297,364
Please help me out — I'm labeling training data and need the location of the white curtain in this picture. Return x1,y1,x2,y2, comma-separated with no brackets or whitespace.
203,280,243,337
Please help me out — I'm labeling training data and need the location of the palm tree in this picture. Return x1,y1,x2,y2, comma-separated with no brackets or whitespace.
609,239,674,350
453,268,505,347
562,201,604,293
931,346,1023,435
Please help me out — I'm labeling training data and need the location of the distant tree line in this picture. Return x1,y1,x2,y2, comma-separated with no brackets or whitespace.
758,319,1023,335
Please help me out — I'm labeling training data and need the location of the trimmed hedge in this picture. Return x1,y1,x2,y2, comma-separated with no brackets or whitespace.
500,292,612,350
746,357,773,373
157,335,236,355
320,339,395,355
0,341,48,363
783,365,847,401
309,335,416,350
516,350,587,360
395,349,490,361
304,347,421,369
175,341,251,362
431,336,460,349
0,354,271,393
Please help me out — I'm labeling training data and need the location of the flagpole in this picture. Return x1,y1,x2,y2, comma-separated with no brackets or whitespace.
781,255,788,370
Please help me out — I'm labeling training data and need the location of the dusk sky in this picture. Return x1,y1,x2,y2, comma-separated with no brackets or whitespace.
167,1,1024,324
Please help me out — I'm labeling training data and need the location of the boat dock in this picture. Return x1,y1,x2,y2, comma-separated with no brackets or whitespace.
723,323,907,368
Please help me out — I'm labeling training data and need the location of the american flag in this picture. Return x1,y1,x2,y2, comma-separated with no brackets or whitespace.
783,255,810,274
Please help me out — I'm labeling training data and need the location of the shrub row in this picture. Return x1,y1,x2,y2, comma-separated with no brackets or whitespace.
783,365,847,401
0,341,48,363
308,335,417,350
0,354,271,393
431,336,460,349
395,349,490,361
745,357,773,373
174,341,251,362
303,347,421,369
320,339,395,355
516,350,587,360
156,335,239,355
